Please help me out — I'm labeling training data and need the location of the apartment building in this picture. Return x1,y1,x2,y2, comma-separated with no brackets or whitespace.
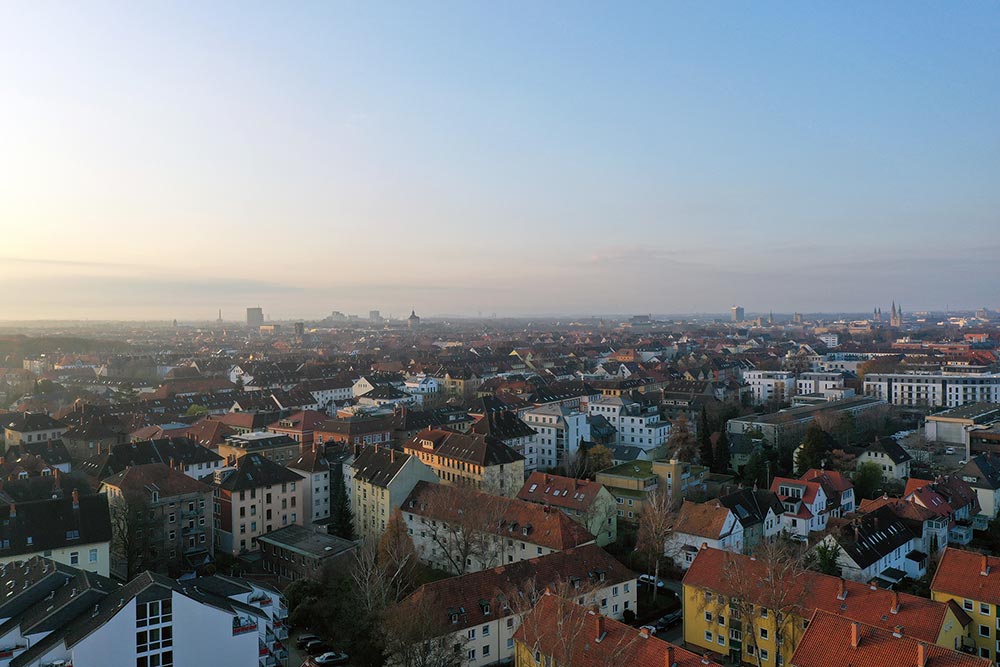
287,445,332,528
586,395,670,449
522,404,590,469
743,370,796,405
401,428,525,496
218,432,302,467
864,371,1000,408
209,453,306,555
349,445,438,542
516,472,617,546
931,548,1000,662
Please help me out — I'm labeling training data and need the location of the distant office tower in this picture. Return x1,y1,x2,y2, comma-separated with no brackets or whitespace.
294,322,305,336
793,312,803,324
247,307,264,328
407,309,420,329
369,310,381,322
731,306,745,322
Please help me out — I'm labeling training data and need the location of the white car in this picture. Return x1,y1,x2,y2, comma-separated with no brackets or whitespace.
638,574,665,588
945,447,956,455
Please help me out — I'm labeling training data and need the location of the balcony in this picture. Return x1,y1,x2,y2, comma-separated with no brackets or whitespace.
950,524,974,545
233,617,259,636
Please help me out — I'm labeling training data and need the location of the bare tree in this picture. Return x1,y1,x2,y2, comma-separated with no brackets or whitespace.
635,487,677,602
383,590,465,667
417,486,509,575
714,540,811,667
667,414,699,462
107,489,153,580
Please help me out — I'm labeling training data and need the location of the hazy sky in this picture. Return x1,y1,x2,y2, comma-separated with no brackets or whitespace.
2,2,999,320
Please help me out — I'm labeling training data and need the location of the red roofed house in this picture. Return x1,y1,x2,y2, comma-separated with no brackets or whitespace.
770,476,829,539
266,409,328,447
402,481,595,575
932,548,1000,662
517,472,618,546
789,611,987,667
905,475,981,545
514,593,721,667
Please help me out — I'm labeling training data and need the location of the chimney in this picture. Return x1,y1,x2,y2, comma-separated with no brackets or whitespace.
850,621,860,648
891,591,900,614
701,542,709,550
390,449,396,463
594,613,606,641
72,488,80,509
917,642,927,667
982,555,990,576
837,578,847,600
639,625,649,639
665,645,675,667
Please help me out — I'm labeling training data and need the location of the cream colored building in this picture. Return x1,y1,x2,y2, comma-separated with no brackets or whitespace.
350,445,439,542
402,428,525,496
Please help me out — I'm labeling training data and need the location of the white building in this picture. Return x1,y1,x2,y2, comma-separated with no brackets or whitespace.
796,372,846,397
586,395,670,450
403,374,441,397
287,446,332,529
769,477,829,538
666,500,746,570
864,371,1000,408
523,404,591,469
0,556,289,667
742,370,796,405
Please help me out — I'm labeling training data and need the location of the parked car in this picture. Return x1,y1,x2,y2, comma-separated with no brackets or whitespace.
306,640,334,655
296,634,321,650
638,574,665,588
312,652,350,666
945,447,956,455
655,609,683,630
640,625,657,635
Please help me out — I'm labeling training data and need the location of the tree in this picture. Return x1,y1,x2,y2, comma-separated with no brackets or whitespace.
378,509,419,603
107,490,154,580
712,429,730,474
813,541,842,576
584,444,614,476
416,485,508,575
185,404,209,417
716,540,811,667
853,461,884,500
329,464,354,540
382,591,464,667
667,414,698,462
698,407,715,471
635,487,677,602
796,423,834,475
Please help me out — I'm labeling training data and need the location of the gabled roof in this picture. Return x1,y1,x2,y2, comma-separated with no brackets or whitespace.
790,610,988,667
0,494,112,557
718,488,783,528
3,412,65,433
866,437,913,465
351,445,413,488
957,454,1000,490
830,506,919,569
403,481,595,551
398,544,633,632
514,594,721,667
684,547,959,643
517,472,608,512
402,429,524,467
209,453,304,491
101,463,211,498
671,500,735,540
932,547,1000,605
470,410,536,440
770,476,821,504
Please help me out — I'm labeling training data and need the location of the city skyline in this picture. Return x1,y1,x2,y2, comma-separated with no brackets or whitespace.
2,2,999,319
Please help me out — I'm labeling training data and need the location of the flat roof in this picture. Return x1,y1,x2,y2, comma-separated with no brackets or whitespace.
256,524,357,559
927,403,1000,423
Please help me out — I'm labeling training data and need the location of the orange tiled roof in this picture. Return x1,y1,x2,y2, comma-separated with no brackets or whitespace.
683,547,957,643
790,610,988,667
514,593,721,667
672,500,734,540
517,472,607,513
931,547,1000,605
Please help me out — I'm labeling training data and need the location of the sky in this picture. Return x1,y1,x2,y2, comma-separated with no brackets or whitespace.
1,1,999,320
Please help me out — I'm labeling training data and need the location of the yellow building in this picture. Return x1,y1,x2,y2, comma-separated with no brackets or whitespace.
349,445,438,542
595,458,706,522
684,546,970,665
401,428,525,496
931,547,1000,661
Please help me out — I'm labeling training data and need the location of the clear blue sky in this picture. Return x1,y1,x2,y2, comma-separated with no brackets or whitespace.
1,2,998,319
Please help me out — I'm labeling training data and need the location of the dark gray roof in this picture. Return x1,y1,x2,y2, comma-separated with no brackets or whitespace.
959,454,1000,490
3,412,65,433
718,488,784,528
256,524,356,559
0,494,112,557
867,437,913,465
210,453,304,491
352,446,411,488
82,437,223,480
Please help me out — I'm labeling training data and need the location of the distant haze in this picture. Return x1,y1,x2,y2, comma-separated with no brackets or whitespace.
2,3,998,319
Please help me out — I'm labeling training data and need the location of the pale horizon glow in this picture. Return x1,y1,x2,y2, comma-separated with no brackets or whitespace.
2,2,999,320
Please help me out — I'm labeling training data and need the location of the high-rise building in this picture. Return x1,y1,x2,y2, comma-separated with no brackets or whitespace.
369,310,381,322
294,321,305,336
246,307,264,328
731,305,745,322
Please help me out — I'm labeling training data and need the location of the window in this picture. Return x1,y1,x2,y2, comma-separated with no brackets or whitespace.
979,647,990,659
468,628,476,639
760,607,769,619
718,634,725,645
467,648,476,661
964,599,975,611
89,549,98,563
70,552,79,565
705,612,713,622
982,603,991,616
704,631,713,642
482,625,490,637
760,627,769,640
760,649,770,662
981,625,990,638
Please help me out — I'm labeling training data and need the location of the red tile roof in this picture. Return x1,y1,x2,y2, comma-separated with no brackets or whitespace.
771,477,820,504
514,594,721,667
683,547,959,643
517,472,608,513
404,481,595,551
790,610,988,667
672,500,734,540
931,547,1000,605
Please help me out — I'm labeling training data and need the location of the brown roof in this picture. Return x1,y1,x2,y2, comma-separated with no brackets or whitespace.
404,481,595,551
517,472,607,512
931,547,1000,605
790,610,988,667
179,418,236,447
514,594,721,667
672,500,734,540
101,463,211,498
683,547,961,643
398,544,633,632
402,428,524,467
